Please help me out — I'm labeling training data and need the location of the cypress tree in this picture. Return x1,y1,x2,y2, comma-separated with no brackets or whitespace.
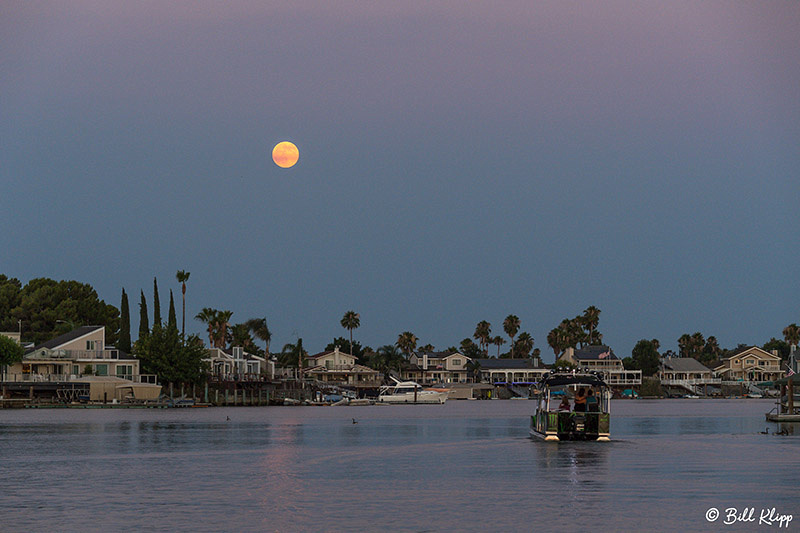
167,289,178,334
119,288,131,353
153,277,161,327
139,290,149,339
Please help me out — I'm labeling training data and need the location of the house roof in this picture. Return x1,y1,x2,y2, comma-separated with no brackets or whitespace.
473,358,544,370
573,345,619,361
30,326,103,352
723,346,781,360
661,357,713,373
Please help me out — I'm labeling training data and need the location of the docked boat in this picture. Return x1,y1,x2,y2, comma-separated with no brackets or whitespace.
530,369,611,442
377,379,448,404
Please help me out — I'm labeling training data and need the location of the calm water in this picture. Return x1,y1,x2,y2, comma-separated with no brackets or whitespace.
1,399,797,532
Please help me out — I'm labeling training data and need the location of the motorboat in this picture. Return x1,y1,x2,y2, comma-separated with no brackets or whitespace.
377,379,448,404
530,369,611,442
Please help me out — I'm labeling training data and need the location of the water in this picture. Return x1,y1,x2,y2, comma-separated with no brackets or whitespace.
1,399,797,532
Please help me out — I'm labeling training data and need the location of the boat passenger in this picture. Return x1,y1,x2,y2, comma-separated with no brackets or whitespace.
558,396,571,411
574,388,587,412
586,389,599,412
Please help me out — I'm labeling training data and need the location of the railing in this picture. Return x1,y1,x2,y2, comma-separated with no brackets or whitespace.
661,378,722,386
68,350,122,360
1,373,158,384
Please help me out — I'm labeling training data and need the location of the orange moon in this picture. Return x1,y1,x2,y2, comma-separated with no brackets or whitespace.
272,141,299,168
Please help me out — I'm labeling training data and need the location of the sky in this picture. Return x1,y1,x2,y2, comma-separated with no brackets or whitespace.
2,1,798,361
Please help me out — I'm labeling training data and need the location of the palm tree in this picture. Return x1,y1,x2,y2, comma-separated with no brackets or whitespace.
214,310,234,349
373,344,405,379
465,359,482,383
280,338,307,369
492,336,505,357
246,317,272,357
704,336,721,360
690,332,705,360
175,270,190,340
195,307,218,347
547,328,561,358
503,315,520,358
340,311,360,354
230,323,257,352
784,324,800,347
396,331,418,359
474,321,491,355
515,332,534,357
419,343,435,353
582,306,601,345
678,334,692,358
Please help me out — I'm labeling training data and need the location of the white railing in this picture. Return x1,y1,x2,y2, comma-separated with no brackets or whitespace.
661,378,722,386
1,373,158,384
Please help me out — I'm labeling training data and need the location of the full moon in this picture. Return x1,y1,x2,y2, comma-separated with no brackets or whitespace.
272,141,299,168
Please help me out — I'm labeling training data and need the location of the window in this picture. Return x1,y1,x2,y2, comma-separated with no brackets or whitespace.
95,364,108,376
746,359,755,366
452,359,461,366
116,365,133,378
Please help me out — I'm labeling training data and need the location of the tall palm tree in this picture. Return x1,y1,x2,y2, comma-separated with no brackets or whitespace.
246,317,272,357
175,270,190,340
678,334,692,358
704,336,721,359
547,328,561,358
419,343,435,353
492,336,505,357
582,306,601,345
515,332,534,357
784,324,800,347
503,315,520,358
214,310,234,349
690,332,705,360
195,307,218,347
474,321,491,355
397,331,418,359
340,311,360,354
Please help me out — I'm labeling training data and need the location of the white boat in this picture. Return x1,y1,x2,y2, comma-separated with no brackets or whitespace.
377,379,448,404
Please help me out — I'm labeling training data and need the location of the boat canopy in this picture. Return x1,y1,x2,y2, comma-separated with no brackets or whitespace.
540,370,608,389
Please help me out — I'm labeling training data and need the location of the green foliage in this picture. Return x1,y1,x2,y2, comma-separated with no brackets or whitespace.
553,359,577,370
763,338,790,359
364,344,405,377
279,339,307,368
230,323,262,355
2,277,119,345
326,337,363,360
459,338,482,359
152,278,161,326
245,317,271,355
134,325,208,386
119,289,131,353
631,339,660,377
0,334,24,367
547,306,603,356
640,377,662,397
621,356,636,370
167,290,177,333
0,275,22,331
139,290,149,339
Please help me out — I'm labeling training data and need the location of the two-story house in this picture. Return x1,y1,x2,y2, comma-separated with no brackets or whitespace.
205,346,271,380
559,345,642,386
303,347,381,388
6,325,147,382
404,351,471,384
472,358,548,384
714,346,783,382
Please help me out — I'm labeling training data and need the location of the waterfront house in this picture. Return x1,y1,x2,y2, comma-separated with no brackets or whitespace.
714,346,783,383
205,346,271,380
404,351,471,384
303,347,382,388
559,346,642,386
4,325,149,382
659,356,719,394
472,358,548,384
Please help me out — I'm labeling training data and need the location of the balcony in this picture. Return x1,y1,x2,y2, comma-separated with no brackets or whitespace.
1,373,158,384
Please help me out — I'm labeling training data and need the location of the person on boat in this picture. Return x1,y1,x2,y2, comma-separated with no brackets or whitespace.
558,396,571,411
574,388,587,412
586,389,599,412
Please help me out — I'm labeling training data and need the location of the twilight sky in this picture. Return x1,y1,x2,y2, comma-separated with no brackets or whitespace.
2,1,798,360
